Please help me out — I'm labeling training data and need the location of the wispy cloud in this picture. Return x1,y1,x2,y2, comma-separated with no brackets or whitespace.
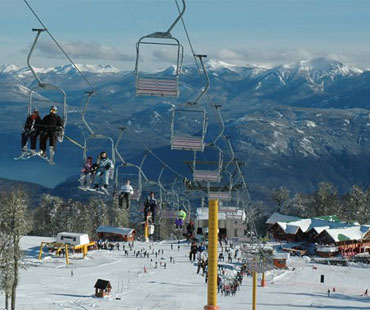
24,39,134,62
213,48,370,69
151,47,180,64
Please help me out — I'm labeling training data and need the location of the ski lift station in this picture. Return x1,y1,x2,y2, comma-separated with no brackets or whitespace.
195,207,246,239
38,232,96,265
55,232,90,246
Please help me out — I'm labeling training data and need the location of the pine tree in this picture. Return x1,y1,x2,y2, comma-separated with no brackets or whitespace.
0,189,31,310
271,187,290,213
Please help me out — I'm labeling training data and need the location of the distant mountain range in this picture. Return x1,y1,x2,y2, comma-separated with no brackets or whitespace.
1,57,370,201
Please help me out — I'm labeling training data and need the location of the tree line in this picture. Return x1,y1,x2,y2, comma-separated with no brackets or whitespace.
0,188,132,309
271,182,370,224
0,187,178,309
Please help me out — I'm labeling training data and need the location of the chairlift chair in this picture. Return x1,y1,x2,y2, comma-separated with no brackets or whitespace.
134,0,186,97
27,29,67,142
193,145,223,183
114,164,142,201
208,171,233,202
170,103,207,151
83,134,116,172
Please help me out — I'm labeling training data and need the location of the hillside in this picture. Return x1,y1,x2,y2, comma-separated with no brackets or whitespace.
1,58,370,197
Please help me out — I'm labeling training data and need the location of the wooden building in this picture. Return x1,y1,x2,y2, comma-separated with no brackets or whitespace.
273,252,289,269
94,279,112,297
96,226,136,242
266,212,354,243
314,226,370,257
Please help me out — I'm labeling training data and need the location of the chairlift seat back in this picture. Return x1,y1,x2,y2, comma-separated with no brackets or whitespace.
208,192,231,202
131,189,140,201
193,170,221,183
136,77,179,97
171,135,204,151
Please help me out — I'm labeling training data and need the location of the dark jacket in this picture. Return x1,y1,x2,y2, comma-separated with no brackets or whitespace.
24,115,42,132
144,197,158,210
42,113,63,132
186,223,195,234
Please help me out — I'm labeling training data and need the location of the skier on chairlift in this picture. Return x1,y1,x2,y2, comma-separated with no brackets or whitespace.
79,156,95,189
175,208,187,229
93,151,114,194
39,105,64,158
21,108,42,154
119,179,134,209
144,192,158,223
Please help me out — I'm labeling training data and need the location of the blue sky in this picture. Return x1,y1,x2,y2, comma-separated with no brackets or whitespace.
1,0,370,70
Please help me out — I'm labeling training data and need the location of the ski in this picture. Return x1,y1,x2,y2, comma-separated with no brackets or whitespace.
34,152,55,166
85,187,107,195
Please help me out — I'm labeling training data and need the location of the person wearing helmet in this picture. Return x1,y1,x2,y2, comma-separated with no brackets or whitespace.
39,105,64,157
93,151,114,194
21,108,42,153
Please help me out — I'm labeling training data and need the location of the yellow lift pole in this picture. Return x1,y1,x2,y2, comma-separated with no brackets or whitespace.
204,199,219,310
252,271,257,310
144,218,149,242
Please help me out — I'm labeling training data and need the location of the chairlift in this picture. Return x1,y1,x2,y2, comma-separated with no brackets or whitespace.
170,103,207,151
170,53,209,150
79,92,116,193
193,145,223,183
81,92,116,165
114,164,142,201
114,129,151,203
28,29,67,142
134,0,186,97
83,135,116,165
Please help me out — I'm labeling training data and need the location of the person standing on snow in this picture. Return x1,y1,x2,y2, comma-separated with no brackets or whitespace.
21,108,42,154
144,192,158,222
119,179,134,209
39,105,64,157
93,151,114,194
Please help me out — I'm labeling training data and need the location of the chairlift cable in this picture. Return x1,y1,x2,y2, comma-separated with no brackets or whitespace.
175,0,220,145
156,0,170,30
122,0,144,36
175,1,258,241
24,0,97,96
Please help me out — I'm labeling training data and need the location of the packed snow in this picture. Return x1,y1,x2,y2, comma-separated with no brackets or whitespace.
2,236,369,310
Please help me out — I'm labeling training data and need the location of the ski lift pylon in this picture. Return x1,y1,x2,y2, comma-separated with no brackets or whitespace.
133,0,186,97
27,28,67,142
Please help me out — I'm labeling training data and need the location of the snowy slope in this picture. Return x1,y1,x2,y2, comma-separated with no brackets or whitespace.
3,236,369,310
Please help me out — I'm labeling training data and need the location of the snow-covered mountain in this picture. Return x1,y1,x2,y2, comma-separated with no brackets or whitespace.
1,57,370,195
